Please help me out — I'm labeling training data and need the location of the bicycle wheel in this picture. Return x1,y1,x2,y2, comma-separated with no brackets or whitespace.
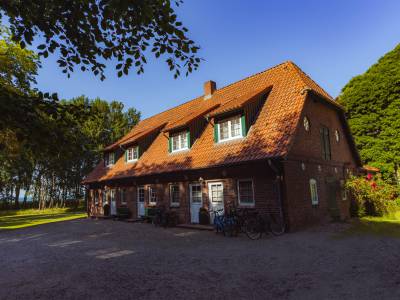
269,214,285,236
244,217,261,240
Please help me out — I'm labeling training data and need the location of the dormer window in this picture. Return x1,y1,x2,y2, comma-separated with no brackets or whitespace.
169,131,190,152
126,146,139,162
105,152,115,167
215,115,245,143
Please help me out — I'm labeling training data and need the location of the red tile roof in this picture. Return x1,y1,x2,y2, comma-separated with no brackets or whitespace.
84,61,340,183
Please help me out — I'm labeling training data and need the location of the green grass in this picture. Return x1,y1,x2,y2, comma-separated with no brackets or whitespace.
0,208,87,230
342,211,400,238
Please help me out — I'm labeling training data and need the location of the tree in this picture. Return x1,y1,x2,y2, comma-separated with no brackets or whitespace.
338,44,400,182
0,0,201,80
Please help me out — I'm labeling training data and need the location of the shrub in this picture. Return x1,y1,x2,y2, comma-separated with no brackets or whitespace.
346,174,400,217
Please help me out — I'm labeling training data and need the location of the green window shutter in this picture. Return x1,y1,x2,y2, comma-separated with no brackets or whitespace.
214,122,219,143
125,149,127,162
241,115,247,136
187,130,191,148
137,146,141,158
168,136,172,153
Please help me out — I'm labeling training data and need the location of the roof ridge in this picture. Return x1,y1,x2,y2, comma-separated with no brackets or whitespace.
286,61,334,100
136,61,291,126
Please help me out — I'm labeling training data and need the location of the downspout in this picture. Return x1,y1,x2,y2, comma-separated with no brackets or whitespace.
268,158,287,231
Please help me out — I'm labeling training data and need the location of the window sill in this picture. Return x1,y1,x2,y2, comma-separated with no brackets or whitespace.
126,159,138,164
170,204,180,208
170,148,190,155
238,203,255,208
219,135,243,143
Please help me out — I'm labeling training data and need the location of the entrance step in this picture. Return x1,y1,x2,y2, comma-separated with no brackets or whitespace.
176,224,214,231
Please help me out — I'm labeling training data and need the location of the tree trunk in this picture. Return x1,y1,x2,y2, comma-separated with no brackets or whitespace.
14,184,20,209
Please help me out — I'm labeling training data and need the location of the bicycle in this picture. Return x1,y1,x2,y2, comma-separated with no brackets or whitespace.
244,212,285,240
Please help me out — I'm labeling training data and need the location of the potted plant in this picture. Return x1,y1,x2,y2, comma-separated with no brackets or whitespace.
199,207,210,225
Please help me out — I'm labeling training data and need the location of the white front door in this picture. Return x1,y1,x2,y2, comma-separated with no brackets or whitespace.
208,182,224,223
110,189,117,215
137,186,145,218
190,183,202,223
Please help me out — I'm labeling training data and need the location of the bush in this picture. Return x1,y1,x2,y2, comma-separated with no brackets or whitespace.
346,174,400,217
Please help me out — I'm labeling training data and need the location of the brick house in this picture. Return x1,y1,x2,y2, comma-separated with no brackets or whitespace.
83,61,362,230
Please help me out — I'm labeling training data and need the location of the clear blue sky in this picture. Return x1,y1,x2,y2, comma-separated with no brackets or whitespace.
34,0,400,119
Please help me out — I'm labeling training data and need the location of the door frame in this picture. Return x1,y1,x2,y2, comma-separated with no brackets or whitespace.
189,183,203,223
207,181,224,223
137,186,145,218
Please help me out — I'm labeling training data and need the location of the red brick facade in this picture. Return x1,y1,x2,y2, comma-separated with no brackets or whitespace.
85,62,362,231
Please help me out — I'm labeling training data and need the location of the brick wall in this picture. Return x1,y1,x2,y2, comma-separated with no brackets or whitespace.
87,161,280,224
282,95,359,230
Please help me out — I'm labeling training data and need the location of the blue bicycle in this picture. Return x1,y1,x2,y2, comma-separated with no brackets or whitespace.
211,208,238,237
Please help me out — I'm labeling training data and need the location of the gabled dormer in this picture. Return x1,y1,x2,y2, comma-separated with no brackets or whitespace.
209,86,271,143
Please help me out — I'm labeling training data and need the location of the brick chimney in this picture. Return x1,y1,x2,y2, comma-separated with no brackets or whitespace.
204,80,216,100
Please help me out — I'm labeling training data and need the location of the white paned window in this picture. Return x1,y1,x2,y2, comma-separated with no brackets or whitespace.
137,186,145,203
238,179,255,206
309,179,319,205
190,184,202,204
105,152,115,166
127,146,139,162
210,183,223,203
218,116,242,142
169,184,180,206
149,187,157,205
171,131,189,152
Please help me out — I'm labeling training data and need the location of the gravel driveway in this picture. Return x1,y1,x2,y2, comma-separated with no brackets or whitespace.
1,219,400,300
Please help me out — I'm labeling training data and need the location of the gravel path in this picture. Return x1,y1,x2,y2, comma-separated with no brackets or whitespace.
1,219,400,300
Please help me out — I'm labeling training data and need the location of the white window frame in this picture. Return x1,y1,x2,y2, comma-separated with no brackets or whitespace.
169,184,180,207
217,115,243,142
105,152,115,167
237,179,255,207
189,183,202,204
94,191,99,205
209,182,224,203
171,131,189,152
309,178,319,205
126,146,139,162
149,187,157,206
137,186,145,203
120,188,127,205
340,180,347,201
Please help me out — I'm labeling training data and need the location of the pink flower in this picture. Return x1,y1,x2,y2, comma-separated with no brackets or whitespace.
371,182,377,189
366,173,373,181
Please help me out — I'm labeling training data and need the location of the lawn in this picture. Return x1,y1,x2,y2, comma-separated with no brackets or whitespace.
0,208,87,230
343,211,400,238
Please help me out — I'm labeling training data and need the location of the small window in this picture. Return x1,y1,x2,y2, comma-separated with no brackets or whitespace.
217,115,243,142
190,184,202,204
309,179,319,205
137,186,145,203
169,184,180,207
170,131,189,152
149,187,157,206
238,179,255,206
94,191,99,205
105,152,115,166
320,126,331,160
209,183,223,203
335,130,340,143
303,116,310,131
120,188,127,205
126,146,139,162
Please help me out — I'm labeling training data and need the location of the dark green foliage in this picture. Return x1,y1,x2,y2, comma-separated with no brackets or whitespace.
0,0,201,80
338,45,400,182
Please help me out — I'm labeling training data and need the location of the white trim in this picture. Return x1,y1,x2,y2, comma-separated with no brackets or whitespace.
137,186,145,203
309,178,319,205
148,187,157,206
208,182,224,204
169,184,180,207
217,115,243,143
126,146,139,163
171,131,189,152
237,179,255,207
